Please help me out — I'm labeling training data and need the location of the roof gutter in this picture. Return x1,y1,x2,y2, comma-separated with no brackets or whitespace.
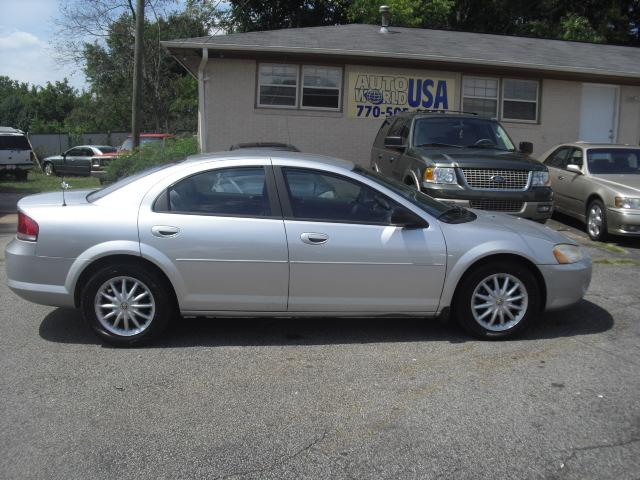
162,41,640,82
198,47,209,154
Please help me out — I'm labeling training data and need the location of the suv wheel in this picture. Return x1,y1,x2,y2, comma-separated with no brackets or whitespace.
587,200,608,241
81,263,175,346
453,261,540,339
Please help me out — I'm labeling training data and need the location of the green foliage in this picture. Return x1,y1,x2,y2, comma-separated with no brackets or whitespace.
348,0,454,28
105,136,198,182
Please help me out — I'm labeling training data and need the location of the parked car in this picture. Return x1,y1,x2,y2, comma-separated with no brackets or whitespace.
42,145,118,180
0,127,36,180
370,112,553,222
540,142,640,241
229,142,300,152
6,152,590,346
118,133,175,153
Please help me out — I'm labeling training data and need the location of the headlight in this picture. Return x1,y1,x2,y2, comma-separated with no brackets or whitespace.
424,167,457,184
553,244,584,264
531,170,550,187
614,197,640,209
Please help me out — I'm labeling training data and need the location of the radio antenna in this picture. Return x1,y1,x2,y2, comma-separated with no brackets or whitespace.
61,177,70,206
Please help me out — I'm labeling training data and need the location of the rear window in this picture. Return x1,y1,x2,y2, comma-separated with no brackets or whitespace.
0,135,31,150
96,146,117,154
87,163,175,202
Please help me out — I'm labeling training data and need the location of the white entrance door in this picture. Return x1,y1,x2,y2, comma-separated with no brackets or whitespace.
579,84,618,143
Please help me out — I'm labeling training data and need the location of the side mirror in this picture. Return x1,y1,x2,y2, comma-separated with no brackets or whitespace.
519,141,533,154
566,164,582,174
384,136,406,149
390,208,428,229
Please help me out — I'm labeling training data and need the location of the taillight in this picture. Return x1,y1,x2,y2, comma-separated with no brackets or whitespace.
17,212,39,242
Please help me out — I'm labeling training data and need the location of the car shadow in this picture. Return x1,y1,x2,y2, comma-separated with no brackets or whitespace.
39,299,613,348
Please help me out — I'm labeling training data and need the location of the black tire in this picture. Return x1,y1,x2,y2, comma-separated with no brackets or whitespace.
81,263,175,346
452,261,540,340
14,169,28,181
586,199,608,242
43,162,55,176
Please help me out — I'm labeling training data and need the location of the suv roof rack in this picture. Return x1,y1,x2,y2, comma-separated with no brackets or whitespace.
413,109,478,115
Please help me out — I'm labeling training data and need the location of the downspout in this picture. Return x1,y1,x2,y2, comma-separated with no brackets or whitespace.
198,47,209,153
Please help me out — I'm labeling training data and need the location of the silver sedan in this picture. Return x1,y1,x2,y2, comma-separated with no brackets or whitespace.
5,152,591,346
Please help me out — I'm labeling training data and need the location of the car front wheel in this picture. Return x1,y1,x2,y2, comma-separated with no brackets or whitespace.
81,263,174,346
43,162,55,176
587,200,608,241
453,261,540,339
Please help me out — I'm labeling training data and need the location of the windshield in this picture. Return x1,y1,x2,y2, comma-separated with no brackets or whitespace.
587,148,640,174
119,137,164,151
87,163,175,202
356,167,456,218
413,118,516,151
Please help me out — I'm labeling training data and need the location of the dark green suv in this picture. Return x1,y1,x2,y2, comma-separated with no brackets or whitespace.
370,112,553,221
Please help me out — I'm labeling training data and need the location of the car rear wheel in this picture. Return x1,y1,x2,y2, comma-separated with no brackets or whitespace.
453,261,540,339
587,200,608,242
43,162,55,176
81,263,174,346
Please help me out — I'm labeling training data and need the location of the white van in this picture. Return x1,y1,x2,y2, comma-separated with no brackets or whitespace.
0,127,36,180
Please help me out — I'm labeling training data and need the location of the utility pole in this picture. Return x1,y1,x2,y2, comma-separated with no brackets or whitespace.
131,0,145,149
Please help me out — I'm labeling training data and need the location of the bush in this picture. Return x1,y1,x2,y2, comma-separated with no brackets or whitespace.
105,135,198,182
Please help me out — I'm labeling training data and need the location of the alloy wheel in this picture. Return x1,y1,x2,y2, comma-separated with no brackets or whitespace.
588,204,603,239
94,276,156,337
471,273,529,332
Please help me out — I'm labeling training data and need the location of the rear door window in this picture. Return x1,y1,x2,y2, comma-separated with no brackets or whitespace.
164,167,272,217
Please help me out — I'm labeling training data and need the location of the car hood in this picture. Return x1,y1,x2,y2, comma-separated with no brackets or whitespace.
17,189,95,208
413,148,545,170
439,208,578,266
590,174,640,194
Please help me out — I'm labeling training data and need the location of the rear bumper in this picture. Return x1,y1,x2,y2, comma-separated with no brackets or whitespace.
5,238,75,308
1,163,34,171
606,208,640,236
538,258,592,311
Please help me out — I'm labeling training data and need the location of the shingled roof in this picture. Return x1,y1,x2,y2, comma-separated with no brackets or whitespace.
163,23,640,81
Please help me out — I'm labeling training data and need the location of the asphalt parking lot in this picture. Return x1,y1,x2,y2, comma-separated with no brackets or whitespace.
0,212,639,480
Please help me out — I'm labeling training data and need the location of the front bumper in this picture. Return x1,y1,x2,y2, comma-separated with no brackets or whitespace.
5,238,76,308
538,258,592,311
422,183,553,220
606,208,640,236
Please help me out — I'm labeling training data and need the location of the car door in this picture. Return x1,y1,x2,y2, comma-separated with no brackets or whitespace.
543,147,571,213
75,147,94,175
557,148,589,217
275,166,447,313
138,164,289,312
381,117,411,180
62,148,83,175
371,118,392,174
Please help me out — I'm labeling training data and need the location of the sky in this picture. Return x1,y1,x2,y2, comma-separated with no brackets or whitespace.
0,0,90,89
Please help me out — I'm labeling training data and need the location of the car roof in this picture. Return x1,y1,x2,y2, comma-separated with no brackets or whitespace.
184,150,354,170
559,142,638,149
392,110,493,121
0,126,26,135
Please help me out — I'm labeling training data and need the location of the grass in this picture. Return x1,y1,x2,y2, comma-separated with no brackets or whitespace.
596,243,628,255
0,171,101,194
593,258,640,266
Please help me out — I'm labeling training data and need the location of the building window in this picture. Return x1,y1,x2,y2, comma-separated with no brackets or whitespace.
462,77,499,118
301,66,341,110
257,64,298,107
502,79,539,122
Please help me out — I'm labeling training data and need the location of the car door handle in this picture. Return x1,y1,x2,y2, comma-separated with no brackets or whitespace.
151,225,180,238
389,156,396,162
558,175,565,180
300,232,328,245
377,154,383,159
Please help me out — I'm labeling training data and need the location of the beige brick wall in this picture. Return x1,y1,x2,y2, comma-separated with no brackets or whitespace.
203,59,640,166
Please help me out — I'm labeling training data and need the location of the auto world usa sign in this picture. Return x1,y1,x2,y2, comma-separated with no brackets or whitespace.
348,70,456,119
